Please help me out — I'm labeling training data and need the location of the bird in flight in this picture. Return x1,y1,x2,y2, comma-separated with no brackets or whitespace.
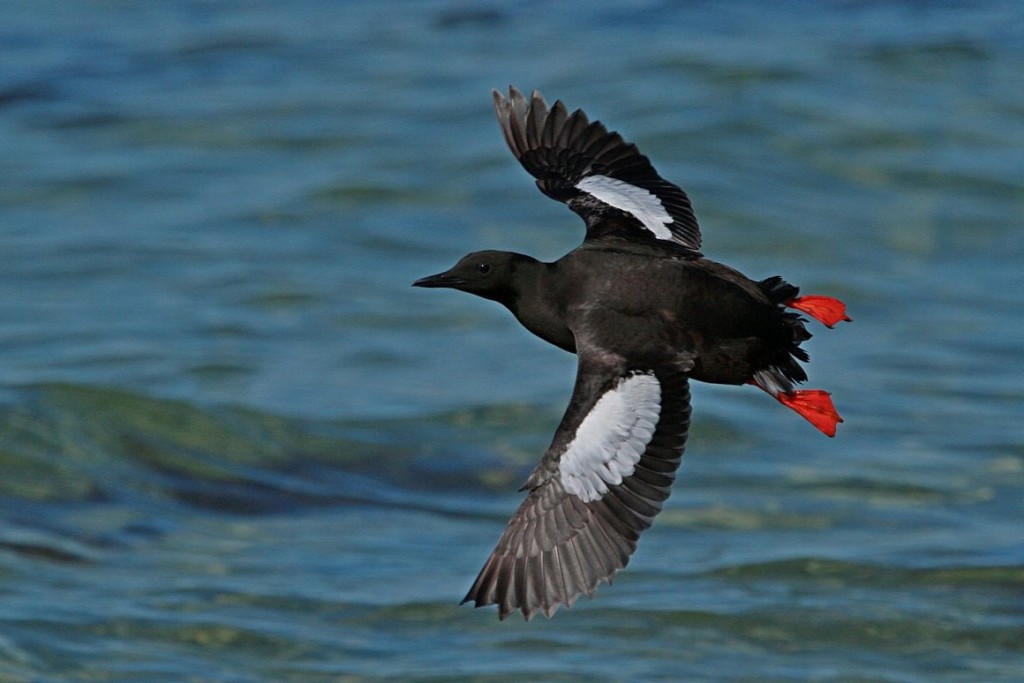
414,86,850,620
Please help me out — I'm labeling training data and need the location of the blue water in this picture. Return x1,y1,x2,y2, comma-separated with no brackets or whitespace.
2,1,1023,681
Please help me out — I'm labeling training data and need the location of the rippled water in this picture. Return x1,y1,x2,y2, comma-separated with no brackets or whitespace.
2,1,1022,681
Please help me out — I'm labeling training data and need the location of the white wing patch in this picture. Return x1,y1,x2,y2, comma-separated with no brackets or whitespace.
559,372,662,503
576,175,673,239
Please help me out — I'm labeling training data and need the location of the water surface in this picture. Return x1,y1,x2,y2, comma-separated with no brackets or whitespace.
1,1,1022,681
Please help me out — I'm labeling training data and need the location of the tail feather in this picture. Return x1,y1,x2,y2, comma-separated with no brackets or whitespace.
758,275,800,305
758,276,811,386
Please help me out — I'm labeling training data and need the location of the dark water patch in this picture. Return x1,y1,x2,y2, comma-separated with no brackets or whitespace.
187,362,252,381
42,110,130,130
862,38,992,69
241,289,322,310
0,538,94,565
352,600,467,626
578,601,1024,662
705,556,1024,590
659,504,833,532
85,615,297,655
177,34,288,58
0,384,387,512
790,475,955,504
651,54,807,88
0,79,59,108
0,501,175,563
311,183,459,208
434,7,507,30
0,383,558,519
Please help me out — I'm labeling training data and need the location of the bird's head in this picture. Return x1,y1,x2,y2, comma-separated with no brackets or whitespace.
413,250,533,304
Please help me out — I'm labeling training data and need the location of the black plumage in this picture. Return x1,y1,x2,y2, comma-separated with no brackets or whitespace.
414,86,848,620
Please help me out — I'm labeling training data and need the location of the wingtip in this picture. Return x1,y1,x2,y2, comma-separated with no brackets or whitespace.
496,85,549,113
492,88,509,120
509,85,528,108
492,85,520,109
468,597,565,622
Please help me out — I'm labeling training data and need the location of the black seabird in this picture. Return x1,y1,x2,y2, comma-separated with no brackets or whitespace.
414,86,850,620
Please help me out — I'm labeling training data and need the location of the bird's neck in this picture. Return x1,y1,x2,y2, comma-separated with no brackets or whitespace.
506,260,575,353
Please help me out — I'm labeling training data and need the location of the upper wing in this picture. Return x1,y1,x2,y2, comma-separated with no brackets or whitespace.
462,345,693,620
492,85,702,252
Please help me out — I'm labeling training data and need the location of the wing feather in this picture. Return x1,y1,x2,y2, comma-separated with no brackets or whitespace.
462,354,692,619
493,86,701,251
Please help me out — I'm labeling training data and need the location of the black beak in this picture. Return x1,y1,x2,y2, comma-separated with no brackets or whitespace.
412,271,465,288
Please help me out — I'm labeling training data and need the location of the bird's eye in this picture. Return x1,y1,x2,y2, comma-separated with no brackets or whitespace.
477,263,492,274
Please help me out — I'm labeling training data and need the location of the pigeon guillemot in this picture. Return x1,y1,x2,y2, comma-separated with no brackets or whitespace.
413,86,850,620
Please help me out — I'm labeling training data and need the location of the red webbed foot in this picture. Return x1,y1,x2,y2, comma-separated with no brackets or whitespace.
778,389,844,437
787,296,851,328
750,381,845,437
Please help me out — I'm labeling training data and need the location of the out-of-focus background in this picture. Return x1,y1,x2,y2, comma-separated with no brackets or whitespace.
2,1,1022,681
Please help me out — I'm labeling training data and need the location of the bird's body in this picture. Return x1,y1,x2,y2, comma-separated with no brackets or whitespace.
454,243,802,386
414,87,850,620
